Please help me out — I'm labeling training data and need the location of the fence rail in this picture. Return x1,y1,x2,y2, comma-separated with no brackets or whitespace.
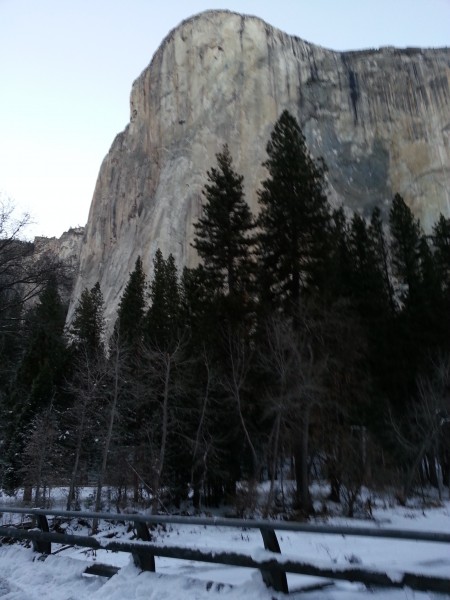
1,506,449,595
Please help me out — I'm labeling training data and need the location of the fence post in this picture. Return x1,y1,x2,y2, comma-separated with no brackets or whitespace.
32,514,51,555
133,520,155,572
259,526,288,593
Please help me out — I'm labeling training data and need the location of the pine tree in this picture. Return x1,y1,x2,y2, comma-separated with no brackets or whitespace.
433,214,450,293
0,294,25,407
389,193,422,303
348,213,391,319
255,111,332,513
388,195,435,404
164,254,181,328
70,282,105,355
2,277,68,491
192,144,255,297
349,214,372,301
416,233,446,353
338,210,397,420
19,279,66,395
178,264,220,352
116,256,146,346
368,206,395,312
326,207,352,300
257,110,330,315
146,249,181,349
418,235,440,300
432,215,450,355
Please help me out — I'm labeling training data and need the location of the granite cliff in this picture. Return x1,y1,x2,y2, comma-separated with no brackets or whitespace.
34,227,84,272
33,227,84,303
68,10,450,325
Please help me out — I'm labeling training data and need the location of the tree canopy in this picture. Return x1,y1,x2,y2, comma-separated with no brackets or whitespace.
257,110,331,315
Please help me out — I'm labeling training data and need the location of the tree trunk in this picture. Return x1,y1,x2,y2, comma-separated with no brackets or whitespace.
92,344,121,532
23,485,32,503
426,451,440,488
151,352,171,514
264,413,281,517
294,408,313,515
329,473,341,503
190,351,211,509
401,442,429,504
67,402,87,511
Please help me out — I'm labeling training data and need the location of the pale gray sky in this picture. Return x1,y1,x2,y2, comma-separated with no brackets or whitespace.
1,0,449,238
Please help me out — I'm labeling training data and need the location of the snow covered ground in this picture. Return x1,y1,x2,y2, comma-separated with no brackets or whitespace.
1,491,449,599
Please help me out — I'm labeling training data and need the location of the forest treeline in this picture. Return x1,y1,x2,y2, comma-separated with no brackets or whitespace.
1,111,449,517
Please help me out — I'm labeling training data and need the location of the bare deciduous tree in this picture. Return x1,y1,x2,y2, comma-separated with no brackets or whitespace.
91,333,128,531
64,347,108,510
136,338,187,513
222,330,258,475
0,198,66,324
390,356,450,503
261,314,327,515
189,346,215,510
21,401,61,506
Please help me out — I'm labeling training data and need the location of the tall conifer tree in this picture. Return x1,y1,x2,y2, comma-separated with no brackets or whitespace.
327,207,352,300
388,195,431,403
433,214,450,294
116,256,146,346
368,206,395,313
146,249,181,349
257,110,330,315
192,145,255,297
71,282,105,355
256,111,331,513
432,215,450,354
2,277,68,490
348,213,391,319
389,193,422,303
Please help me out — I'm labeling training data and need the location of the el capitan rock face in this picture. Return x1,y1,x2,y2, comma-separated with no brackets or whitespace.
68,10,450,326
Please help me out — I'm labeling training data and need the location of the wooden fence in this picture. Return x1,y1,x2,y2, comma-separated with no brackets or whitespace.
1,506,449,595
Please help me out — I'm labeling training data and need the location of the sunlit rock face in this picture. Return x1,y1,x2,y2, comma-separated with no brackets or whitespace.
68,10,450,326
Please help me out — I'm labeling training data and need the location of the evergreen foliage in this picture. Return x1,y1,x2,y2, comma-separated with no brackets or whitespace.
327,207,352,300
17,277,67,396
2,113,450,510
389,193,422,302
431,215,450,354
71,282,105,355
348,212,390,319
192,145,255,297
0,201,64,322
116,256,146,346
257,110,331,315
433,214,450,293
0,295,23,404
1,277,68,490
368,206,395,313
146,249,181,349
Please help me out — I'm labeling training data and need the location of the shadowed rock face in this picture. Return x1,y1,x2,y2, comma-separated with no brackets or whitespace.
33,227,84,304
68,10,450,326
34,227,84,272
